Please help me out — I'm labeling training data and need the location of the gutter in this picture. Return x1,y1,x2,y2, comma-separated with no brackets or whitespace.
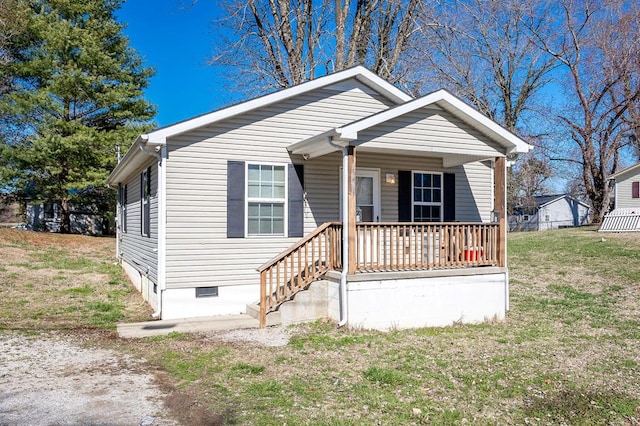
327,136,349,327
138,136,165,320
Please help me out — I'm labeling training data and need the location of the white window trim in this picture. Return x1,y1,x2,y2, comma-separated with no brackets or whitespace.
245,162,288,238
411,170,443,222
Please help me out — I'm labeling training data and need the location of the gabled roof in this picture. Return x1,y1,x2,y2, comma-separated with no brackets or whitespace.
534,194,590,209
107,66,412,185
608,162,640,180
288,89,532,160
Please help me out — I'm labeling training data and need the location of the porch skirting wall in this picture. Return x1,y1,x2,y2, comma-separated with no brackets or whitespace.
121,258,158,310
161,284,260,320
326,267,507,330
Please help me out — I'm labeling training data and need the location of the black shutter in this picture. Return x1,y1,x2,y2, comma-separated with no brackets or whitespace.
227,161,245,238
443,172,456,222
145,167,151,236
288,164,304,237
398,170,412,222
122,184,128,233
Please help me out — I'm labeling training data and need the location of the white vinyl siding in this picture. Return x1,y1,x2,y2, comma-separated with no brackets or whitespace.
164,80,396,289
354,106,503,157
615,172,640,209
119,158,159,284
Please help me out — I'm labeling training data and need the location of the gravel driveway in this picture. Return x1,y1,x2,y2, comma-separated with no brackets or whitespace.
0,332,176,426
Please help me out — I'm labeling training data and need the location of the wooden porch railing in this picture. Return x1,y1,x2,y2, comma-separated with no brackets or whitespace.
257,222,342,327
256,221,501,327
354,222,501,272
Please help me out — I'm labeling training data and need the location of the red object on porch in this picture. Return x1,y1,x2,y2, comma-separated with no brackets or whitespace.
463,247,483,261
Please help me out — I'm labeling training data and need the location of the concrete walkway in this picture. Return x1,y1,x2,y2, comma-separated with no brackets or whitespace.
117,314,259,338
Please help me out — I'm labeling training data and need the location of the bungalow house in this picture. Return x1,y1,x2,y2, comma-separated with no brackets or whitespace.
107,66,531,330
600,163,640,232
509,194,590,231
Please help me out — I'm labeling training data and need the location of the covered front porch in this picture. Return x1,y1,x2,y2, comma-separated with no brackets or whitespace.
256,152,508,328
255,90,527,328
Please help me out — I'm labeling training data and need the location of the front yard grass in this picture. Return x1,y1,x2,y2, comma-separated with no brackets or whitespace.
0,228,152,330
1,226,639,424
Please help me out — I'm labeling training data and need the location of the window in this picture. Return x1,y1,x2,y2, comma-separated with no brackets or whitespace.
247,164,286,236
633,181,639,199
141,167,150,237
44,203,55,219
412,172,442,222
119,184,128,233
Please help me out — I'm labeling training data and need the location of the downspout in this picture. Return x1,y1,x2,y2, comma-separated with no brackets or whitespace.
138,136,165,319
327,136,349,327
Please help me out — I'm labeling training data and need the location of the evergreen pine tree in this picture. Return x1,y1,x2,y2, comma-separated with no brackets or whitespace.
0,0,155,233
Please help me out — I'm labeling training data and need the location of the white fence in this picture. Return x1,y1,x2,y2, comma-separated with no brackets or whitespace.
599,208,640,232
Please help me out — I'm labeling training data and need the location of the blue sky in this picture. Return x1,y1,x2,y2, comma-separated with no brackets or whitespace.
117,1,233,127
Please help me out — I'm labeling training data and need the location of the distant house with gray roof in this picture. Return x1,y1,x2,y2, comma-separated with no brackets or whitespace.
510,194,590,231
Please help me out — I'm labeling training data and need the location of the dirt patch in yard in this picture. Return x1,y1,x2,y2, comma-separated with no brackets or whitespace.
0,331,177,425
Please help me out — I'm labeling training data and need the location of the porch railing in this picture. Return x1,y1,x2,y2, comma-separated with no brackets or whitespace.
256,221,501,327
257,222,342,327
355,222,500,272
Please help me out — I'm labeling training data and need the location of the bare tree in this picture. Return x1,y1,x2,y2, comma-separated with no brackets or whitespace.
508,153,553,214
210,0,420,93
529,0,640,222
415,0,558,133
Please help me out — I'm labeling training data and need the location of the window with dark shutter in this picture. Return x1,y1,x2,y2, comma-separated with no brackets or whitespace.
412,171,443,222
399,170,455,222
118,184,128,233
633,181,639,199
227,161,304,238
141,167,150,237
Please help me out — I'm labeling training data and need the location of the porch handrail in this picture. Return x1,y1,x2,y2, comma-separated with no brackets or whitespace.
257,222,342,327
354,222,501,272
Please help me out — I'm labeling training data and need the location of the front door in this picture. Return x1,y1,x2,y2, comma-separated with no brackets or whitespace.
341,168,380,222
356,169,380,222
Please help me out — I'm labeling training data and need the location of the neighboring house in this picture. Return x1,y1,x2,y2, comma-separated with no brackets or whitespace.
600,163,640,232
107,66,532,330
509,194,590,232
26,202,110,235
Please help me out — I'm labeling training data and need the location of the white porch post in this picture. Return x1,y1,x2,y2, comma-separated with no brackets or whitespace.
495,156,506,268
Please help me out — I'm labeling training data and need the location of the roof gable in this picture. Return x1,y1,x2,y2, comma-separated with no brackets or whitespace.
108,66,411,185
338,89,532,153
146,66,411,144
609,162,640,181
534,194,590,209
289,89,532,159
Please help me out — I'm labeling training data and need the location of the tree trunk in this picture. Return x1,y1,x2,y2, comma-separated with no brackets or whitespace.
60,198,70,234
